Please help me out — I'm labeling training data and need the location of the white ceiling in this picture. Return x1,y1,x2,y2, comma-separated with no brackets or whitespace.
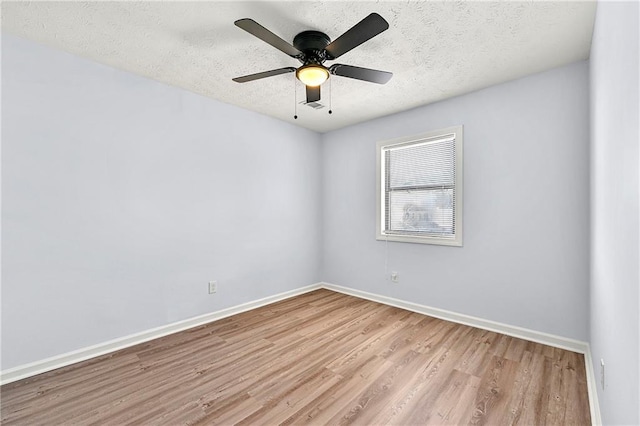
1,1,596,133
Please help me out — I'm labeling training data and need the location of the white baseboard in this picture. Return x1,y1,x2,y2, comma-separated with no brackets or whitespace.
0,283,322,385
320,282,601,425
583,345,602,425
0,281,602,425
321,283,588,352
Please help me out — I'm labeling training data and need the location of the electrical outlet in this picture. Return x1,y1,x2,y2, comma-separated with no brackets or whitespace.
391,272,399,283
600,358,605,390
208,281,217,294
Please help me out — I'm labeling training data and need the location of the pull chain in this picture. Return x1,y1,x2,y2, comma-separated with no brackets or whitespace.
293,75,298,120
328,78,333,115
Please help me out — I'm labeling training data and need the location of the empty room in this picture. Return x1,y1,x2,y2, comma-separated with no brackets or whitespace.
1,1,638,425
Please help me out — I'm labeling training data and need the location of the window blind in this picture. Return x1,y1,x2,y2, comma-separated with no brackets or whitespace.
384,136,456,237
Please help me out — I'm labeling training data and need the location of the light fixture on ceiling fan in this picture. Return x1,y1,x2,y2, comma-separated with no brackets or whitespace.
296,64,329,87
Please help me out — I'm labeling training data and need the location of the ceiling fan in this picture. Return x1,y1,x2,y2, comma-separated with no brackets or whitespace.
232,13,392,104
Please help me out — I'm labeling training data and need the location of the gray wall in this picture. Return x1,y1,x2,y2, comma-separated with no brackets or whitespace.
1,34,322,370
589,1,640,424
1,22,611,401
322,62,590,341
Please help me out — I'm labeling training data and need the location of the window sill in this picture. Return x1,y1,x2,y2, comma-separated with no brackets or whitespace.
376,233,463,247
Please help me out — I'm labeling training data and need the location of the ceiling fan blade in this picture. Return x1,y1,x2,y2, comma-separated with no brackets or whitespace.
329,64,392,84
325,13,389,60
233,67,296,83
235,19,302,58
306,85,321,103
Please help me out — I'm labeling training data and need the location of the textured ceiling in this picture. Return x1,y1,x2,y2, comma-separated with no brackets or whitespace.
1,1,596,133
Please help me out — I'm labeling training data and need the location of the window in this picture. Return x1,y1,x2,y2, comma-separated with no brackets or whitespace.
376,125,463,246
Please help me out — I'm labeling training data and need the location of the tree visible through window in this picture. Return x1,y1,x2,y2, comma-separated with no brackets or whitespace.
376,126,463,246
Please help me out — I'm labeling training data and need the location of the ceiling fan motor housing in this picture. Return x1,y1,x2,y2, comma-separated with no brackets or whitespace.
293,31,331,64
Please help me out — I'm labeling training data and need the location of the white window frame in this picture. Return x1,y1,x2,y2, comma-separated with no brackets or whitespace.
376,125,463,246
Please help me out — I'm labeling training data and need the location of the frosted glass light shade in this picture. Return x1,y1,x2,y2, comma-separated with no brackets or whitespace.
296,65,329,86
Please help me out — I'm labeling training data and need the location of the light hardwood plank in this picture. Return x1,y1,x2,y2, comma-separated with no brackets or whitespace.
1,289,591,425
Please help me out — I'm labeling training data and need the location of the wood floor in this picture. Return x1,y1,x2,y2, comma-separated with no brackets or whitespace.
1,289,591,425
